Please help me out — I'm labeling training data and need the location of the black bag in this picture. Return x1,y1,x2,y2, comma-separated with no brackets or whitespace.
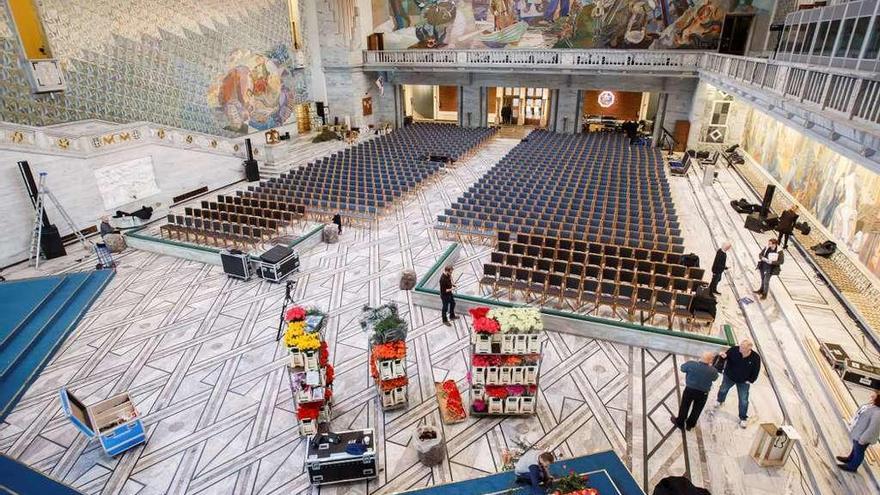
811,240,837,257
712,354,727,372
652,476,711,495
682,253,700,268
731,198,760,214
796,221,811,236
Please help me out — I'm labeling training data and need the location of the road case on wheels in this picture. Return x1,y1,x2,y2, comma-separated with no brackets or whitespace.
220,249,253,280
306,429,377,486
257,245,299,282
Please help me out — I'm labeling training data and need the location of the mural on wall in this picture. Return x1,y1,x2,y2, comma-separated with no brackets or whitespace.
741,108,880,278
208,44,302,133
0,0,304,137
372,0,770,49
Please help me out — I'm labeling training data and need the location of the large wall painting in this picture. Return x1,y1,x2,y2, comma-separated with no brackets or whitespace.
371,0,770,50
741,108,880,278
208,45,302,133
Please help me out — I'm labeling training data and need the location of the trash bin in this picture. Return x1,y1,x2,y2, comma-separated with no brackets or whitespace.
399,269,417,290
413,424,444,467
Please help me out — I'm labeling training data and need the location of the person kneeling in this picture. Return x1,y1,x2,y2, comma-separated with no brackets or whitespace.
514,451,555,494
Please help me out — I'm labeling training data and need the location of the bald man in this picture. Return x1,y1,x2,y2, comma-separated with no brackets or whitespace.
671,351,719,431
713,339,762,428
708,242,731,295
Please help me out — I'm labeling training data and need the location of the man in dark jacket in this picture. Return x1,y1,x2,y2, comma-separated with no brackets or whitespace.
753,238,783,300
671,352,719,431
775,205,799,249
332,213,342,234
708,242,731,295
712,339,761,428
439,265,457,326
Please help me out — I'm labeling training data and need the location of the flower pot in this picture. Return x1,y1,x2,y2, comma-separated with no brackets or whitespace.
413,425,445,466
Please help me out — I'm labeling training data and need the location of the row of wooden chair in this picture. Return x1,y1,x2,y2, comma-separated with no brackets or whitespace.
160,215,266,249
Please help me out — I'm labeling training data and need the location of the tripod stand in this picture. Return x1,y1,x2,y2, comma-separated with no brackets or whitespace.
276,279,298,341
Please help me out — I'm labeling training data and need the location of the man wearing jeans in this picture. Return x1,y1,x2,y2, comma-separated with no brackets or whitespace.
514,450,555,494
712,339,762,428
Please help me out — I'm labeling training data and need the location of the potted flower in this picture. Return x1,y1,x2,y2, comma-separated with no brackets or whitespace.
550,470,596,495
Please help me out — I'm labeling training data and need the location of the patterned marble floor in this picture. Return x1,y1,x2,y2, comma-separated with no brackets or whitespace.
1,137,878,495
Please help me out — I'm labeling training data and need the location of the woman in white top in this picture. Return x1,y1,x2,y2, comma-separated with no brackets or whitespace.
836,390,880,472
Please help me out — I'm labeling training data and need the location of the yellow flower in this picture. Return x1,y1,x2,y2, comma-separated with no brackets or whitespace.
288,333,321,351
284,321,307,347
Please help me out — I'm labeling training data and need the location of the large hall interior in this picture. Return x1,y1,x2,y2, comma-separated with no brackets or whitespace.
1,1,880,494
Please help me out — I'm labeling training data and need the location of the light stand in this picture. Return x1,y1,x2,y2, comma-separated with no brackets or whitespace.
275,279,298,341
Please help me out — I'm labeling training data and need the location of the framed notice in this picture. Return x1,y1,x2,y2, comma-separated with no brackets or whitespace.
362,96,373,116
94,156,160,209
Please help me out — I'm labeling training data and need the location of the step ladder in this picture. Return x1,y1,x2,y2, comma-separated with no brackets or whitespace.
28,172,92,268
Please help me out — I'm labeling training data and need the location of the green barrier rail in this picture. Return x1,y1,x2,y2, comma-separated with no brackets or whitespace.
124,223,326,260
415,242,735,347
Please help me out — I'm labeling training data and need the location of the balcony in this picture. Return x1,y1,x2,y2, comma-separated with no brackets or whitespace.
363,49,703,75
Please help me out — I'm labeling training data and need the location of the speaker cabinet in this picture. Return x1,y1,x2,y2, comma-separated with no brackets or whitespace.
244,160,260,182
40,224,66,259
760,185,775,217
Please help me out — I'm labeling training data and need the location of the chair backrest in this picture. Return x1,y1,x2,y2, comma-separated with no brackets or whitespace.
515,268,530,283
655,289,673,306
484,263,497,277
674,293,692,309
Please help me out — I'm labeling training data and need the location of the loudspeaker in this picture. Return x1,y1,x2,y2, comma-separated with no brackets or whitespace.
244,160,260,182
40,224,66,259
244,138,255,161
760,185,775,218
316,102,325,118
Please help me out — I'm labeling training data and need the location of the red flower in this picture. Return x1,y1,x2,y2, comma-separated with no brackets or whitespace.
380,376,408,391
484,386,508,399
372,341,406,360
297,402,321,420
319,342,329,367
286,307,306,321
324,388,333,402
469,307,490,320
473,317,500,334
325,364,335,385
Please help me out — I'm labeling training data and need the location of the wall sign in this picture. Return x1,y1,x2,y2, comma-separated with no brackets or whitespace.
94,156,160,209
598,91,615,108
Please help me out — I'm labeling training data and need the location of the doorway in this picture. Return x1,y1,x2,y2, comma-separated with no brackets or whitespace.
718,14,754,56
402,85,458,122
490,87,551,127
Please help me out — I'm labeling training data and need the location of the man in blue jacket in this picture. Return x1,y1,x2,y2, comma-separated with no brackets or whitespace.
671,352,719,431
712,339,761,428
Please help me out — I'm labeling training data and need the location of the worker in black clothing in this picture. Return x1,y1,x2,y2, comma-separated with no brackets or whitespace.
712,339,762,428
332,213,342,234
708,242,731,295
439,265,457,326
775,205,799,249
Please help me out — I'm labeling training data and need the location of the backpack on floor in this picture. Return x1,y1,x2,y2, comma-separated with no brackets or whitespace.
811,240,837,257
682,253,700,268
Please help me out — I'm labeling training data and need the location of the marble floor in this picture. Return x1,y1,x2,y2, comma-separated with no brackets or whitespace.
1,136,878,495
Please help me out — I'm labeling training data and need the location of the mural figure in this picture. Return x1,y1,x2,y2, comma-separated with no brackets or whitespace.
207,44,300,133
373,0,771,50
742,107,880,278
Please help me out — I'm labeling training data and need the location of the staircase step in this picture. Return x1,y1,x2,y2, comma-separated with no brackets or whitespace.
0,270,113,419
0,277,65,346
0,454,83,495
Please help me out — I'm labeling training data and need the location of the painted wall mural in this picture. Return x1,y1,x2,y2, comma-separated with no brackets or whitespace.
0,0,305,137
741,108,880,278
208,45,301,133
372,0,770,49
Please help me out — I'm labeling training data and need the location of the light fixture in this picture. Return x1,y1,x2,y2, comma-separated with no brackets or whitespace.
597,91,615,108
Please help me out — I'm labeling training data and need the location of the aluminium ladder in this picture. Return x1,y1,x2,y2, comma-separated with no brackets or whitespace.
28,172,92,268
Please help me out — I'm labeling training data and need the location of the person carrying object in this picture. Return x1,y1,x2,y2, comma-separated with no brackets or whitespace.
439,265,457,326
775,205,799,249
753,238,783,300
712,339,761,428
514,450,556,495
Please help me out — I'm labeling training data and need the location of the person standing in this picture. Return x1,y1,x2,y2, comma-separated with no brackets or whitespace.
708,242,731,295
836,391,880,472
753,238,784,300
776,205,799,249
332,213,342,234
671,351,719,431
712,339,761,428
514,451,556,495
439,265,457,326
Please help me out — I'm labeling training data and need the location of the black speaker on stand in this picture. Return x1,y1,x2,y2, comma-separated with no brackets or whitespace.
243,138,260,182
745,185,778,233
760,184,775,218
18,160,66,259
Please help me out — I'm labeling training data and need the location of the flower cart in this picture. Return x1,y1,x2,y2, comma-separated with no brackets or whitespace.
283,306,332,436
468,307,543,416
435,379,467,424
361,303,409,410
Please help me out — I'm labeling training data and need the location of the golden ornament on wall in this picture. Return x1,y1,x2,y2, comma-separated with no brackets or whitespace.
157,129,166,139
11,131,24,143
210,139,218,148
234,144,240,152
265,129,280,145
185,135,193,144
57,138,70,149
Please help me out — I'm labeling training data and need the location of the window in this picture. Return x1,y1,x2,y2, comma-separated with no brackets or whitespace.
813,21,829,55
801,22,817,54
847,16,871,58
864,16,880,59
823,20,840,56
781,25,793,52
792,24,807,53
835,18,856,57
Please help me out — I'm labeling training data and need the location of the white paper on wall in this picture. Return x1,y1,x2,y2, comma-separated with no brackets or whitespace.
94,156,160,209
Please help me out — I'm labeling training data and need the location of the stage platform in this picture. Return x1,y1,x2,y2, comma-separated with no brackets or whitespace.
397,451,643,495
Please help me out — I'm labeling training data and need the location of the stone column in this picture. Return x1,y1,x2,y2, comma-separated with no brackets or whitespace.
553,88,579,134
652,92,668,147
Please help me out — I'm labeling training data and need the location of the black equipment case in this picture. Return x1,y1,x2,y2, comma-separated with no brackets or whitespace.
257,245,299,282
841,360,880,390
306,429,378,485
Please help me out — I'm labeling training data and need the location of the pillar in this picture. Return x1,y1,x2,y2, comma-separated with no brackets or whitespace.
652,93,669,147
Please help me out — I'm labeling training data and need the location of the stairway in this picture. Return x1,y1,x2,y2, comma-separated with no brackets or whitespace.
259,132,371,179
0,454,83,494
0,270,114,420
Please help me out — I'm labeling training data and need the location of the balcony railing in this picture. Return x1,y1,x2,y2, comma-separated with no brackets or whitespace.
363,49,880,129
700,53,880,127
363,49,703,72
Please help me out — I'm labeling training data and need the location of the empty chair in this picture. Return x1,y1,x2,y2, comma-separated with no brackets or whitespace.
672,293,693,330
479,264,499,296
652,289,675,328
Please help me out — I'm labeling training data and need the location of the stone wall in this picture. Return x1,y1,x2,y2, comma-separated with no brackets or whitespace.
0,0,305,137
